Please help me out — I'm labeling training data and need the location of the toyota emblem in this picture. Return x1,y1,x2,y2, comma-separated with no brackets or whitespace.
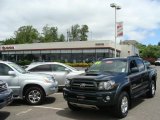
80,83,86,88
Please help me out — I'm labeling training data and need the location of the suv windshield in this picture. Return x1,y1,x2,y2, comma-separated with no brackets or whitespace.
8,63,27,73
87,59,127,74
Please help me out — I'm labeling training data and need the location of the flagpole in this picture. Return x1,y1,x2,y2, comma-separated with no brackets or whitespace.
114,8,117,58
110,3,121,58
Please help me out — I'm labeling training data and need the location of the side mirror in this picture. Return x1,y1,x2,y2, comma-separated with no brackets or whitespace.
131,67,139,73
146,63,151,69
146,64,150,69
8,71,16,76
65,68,71,73
85,68,88,72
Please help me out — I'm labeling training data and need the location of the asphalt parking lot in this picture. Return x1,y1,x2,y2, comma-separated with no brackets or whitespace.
1,66,160,120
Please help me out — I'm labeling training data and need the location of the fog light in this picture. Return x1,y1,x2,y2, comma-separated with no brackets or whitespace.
106,96,110,101
63,92,67,96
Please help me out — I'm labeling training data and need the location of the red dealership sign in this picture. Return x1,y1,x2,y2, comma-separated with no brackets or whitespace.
1,46,15,50
117,22,123,37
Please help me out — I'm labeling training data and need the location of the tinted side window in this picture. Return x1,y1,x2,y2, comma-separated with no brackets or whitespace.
29,64,52,72
136,59,145,72
130,60,138,69
0,63,12,75
52,64,66,71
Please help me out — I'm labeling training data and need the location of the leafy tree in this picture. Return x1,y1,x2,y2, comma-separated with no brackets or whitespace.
158,42,160,46
59,34,65,42
80,25,89,41
139,45,160,58
3,38,15,45
71,24,80,41
42,25,58,42
14,26,39,44
70,24,89,41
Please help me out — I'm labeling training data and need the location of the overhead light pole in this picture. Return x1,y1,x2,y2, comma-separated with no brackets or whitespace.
110,3,121,58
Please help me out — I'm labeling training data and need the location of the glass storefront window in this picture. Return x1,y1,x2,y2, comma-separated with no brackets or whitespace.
0,48,119,63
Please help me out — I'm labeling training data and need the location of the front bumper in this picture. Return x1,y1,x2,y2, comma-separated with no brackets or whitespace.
0,89,13,109
44,82,58,96
63,88,116,107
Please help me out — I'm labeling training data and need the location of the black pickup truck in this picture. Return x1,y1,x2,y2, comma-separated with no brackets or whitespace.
0,80,13,109
63,56,157,118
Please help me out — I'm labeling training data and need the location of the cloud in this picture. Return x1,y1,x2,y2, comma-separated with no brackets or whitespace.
0,0,160,45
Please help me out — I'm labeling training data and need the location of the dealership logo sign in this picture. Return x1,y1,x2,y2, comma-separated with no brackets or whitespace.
1,46,15,50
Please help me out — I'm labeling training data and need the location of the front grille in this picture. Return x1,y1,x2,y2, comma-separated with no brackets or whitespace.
0,83,7,92
71,80,97,91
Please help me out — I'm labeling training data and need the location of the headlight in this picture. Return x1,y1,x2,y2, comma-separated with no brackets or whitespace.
44,77,54,83
5,83,8,88
98,81,115,90
65,79,70,87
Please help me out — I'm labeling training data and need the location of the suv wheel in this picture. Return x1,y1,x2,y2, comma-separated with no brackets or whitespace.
68,102,81,111
25,87,44,105
114,92,129,118
146,80,155,98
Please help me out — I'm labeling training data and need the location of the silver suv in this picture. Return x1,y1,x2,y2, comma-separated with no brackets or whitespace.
0,61,58,105
26,62,84,88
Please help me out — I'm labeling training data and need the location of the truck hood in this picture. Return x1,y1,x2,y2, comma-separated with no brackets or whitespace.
67,70,85,77
70,72,127,82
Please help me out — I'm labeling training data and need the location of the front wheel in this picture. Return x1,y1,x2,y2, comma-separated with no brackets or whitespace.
25,87,45,105
114,92,129,118
146,80,156,98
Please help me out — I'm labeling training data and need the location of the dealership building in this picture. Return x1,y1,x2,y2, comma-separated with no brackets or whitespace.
0,40,139,63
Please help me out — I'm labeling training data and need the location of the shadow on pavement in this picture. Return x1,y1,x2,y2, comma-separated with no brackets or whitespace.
9,99,26,106
56,108,118,120
43,97,56,105
0,111,10,120
130,96,145,109
9,97,56,106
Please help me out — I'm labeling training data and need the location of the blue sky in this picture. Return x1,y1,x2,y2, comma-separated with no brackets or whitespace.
142,29,160,45
0,0,160,45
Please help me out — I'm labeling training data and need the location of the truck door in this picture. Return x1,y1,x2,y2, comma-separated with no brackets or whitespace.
128,60,143,97
135,59,149,90
0,63,20,96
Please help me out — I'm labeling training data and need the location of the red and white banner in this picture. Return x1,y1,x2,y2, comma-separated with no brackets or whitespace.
117,22,123,37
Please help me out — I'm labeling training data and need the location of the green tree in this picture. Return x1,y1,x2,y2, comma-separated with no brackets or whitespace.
14,26,39,44
59,34,65,42
42,25,58,42
140,45,160,58
3,38,15,45
70,24,89,41
80,25,89,41
71,24,80,41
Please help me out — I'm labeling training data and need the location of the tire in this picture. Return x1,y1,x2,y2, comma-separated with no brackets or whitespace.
25,87,45,105
67,102,81,111
146,80,156,98
114,92,129,118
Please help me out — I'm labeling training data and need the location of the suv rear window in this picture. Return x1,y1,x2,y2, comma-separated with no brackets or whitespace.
29,64,52,72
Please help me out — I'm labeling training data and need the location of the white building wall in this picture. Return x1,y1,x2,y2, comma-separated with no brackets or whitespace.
0,40,121,51
0,40,139,58
120,45,139,57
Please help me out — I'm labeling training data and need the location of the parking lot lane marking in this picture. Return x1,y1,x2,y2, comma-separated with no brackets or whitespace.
16,109,32,116
33,106,64,110
55,92,63,95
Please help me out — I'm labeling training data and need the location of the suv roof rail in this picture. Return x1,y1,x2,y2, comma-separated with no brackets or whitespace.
127,54,140,59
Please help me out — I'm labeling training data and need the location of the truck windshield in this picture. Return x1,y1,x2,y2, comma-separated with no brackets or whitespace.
8,63,27,73
87,59,127,74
